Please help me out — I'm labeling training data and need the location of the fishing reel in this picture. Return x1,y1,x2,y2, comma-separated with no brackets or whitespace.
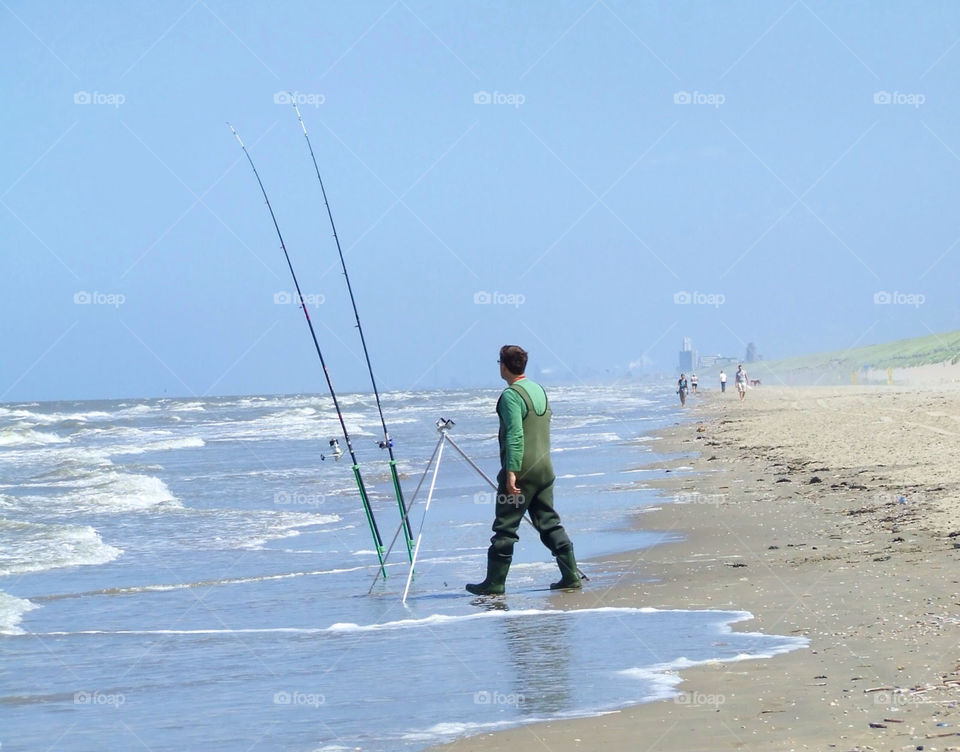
377,436,393,450
321,438,343,462
435,417,455,433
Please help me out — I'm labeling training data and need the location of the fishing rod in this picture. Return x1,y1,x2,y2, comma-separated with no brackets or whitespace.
292,101,415,564
228,123,387,580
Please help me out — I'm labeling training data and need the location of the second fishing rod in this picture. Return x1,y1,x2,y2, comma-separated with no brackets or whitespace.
292,101,415,564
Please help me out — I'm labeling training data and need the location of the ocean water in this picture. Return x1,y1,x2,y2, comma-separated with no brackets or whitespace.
0,385,805,751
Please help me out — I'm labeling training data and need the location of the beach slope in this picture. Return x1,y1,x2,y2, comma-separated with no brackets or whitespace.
431,384,960,751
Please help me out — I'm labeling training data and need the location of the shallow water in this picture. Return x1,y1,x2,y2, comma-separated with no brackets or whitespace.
0,385,804,751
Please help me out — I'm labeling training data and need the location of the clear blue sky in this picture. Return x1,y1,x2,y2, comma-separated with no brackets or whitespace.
3,1,959,401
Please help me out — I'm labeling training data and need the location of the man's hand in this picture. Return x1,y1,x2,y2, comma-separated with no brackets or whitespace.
505,471,521,496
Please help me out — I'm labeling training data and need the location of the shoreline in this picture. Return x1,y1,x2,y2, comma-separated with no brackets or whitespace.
431,385,960,751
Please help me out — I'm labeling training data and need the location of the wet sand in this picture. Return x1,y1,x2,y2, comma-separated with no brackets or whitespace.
431,383,960,751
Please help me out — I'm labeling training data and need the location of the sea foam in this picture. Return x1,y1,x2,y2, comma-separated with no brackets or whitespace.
0,519,122,576
0,591,38,635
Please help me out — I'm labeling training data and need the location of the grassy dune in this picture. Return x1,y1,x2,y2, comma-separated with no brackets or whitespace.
747,329,960,384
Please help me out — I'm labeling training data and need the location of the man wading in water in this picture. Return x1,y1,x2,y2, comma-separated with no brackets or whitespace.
466,345,581,595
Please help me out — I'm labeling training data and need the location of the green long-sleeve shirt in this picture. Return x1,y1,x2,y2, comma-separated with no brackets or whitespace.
497,378,548,472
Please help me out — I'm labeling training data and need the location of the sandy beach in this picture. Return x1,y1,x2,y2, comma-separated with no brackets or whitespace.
432,381,960,751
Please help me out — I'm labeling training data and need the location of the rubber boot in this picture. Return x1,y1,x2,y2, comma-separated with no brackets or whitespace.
550,549,582,590
466,553,511,595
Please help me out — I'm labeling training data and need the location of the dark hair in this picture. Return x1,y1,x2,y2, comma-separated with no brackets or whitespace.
499,345,527,376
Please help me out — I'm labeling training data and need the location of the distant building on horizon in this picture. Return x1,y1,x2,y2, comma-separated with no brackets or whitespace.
678,337,698,373
680,339,747,373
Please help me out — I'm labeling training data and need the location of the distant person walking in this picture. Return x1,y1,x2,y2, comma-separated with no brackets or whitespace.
690,373,698,394
677,374,688,406
735,364,748,402
719,370,727,393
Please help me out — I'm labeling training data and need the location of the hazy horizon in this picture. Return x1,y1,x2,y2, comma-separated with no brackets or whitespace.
4,2,959,403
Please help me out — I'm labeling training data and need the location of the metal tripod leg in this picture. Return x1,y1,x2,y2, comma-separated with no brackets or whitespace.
402,439,445,604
